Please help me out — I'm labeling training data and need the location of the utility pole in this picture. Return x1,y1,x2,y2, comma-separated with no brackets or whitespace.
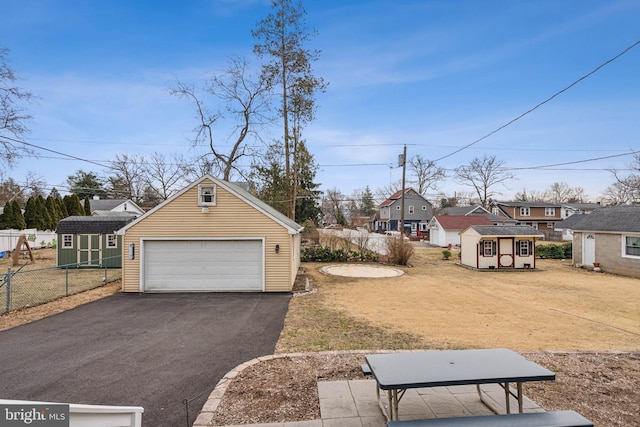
399,145,407,234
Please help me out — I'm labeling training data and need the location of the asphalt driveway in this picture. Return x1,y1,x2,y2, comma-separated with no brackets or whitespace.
0,292,291,427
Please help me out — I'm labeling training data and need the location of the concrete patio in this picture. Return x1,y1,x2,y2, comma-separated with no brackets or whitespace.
213,379,543,427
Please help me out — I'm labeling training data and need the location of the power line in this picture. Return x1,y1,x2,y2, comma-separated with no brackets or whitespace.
0,135,110,169
434,39,640,162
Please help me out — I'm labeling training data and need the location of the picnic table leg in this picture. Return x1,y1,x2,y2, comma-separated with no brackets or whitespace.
517,382,523,413
387,390,394,420
504,382,511,414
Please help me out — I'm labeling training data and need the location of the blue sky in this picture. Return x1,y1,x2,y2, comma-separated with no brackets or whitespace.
2,0,639,203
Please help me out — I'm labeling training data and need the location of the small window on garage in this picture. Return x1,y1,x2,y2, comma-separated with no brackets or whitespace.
62,234,73,249
106,234,117,248
198,184,216,206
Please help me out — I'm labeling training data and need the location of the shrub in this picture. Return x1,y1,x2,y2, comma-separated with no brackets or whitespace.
537,242,572,259
442,249,451,260
384,235,414,265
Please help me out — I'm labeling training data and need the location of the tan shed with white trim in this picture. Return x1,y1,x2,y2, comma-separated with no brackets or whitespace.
117,175,303,292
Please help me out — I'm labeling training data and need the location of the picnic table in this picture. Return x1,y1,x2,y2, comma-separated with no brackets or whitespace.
365,349,555,421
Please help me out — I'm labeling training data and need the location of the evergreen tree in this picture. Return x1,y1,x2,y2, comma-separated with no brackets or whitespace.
23,197,37,229
294,141,322,224
11,200,25,229
0,203,7,228
36,195,52,230
83,196,92,216
63,194,84,216
45,195,62,228
56,197,68,218
360,186,376,216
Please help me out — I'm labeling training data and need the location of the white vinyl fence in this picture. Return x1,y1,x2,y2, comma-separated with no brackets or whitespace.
0,229,57,252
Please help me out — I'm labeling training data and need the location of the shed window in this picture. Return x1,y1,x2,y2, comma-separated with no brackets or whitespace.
624,236,640,257
198,184,216,206
62,234,73,249
516,240,532,257
106,234,117,248
482,241,495,257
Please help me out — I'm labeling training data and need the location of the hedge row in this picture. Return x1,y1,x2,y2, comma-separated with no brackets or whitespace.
537,242,572,259
301,247,379,262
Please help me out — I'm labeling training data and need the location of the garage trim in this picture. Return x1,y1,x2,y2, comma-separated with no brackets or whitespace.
140,237,265,292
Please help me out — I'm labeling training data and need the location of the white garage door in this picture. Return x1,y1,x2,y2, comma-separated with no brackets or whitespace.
143,240,263,291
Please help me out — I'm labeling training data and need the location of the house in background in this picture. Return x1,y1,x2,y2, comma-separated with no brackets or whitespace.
572,206,640,278
428,215,492,247
434,205,516,226
554,213,588,241
82,198,145,218
460,225,544,270
560,202,602,219
370,188,432,236
56,216,134,268
117,175,304,293
490,200,566,240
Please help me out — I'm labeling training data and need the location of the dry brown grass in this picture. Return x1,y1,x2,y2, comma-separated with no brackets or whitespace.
281,246,640,352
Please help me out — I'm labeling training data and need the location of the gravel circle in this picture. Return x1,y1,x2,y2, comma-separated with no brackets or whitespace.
320,264,404,278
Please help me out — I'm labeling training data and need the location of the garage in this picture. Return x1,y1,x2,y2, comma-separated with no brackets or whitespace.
118,175,303,293
143,239,263,291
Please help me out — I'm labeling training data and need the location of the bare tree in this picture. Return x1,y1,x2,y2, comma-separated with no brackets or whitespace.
409,155,445,195
170,56,271,181
605,153,640,204
514,188,548,202
143,152,194,201
323,188,346,225
0,47,35,165
106,154,147,202
454,155,515,208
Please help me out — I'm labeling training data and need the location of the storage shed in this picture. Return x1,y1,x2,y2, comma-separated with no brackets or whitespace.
460,225,543,270
56,216,133,268
117,175,304,292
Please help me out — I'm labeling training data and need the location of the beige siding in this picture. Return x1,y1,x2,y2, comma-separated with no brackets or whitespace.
121,180,295,292
574,232,640,278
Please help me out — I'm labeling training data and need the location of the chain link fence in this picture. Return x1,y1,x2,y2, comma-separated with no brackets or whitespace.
0,256,122,314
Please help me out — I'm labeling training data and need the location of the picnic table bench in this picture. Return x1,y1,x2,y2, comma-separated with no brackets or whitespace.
386,410,593,427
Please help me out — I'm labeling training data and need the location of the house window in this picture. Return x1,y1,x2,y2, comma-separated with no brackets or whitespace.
624,236,640,257
520,207,530,216
409,206,415,214
198,184,216,206
62,235,73,249
492,207,499,215
547,222,555,229
545,207,555,216
482,241,494,257
106,234,117,248
518,240,531,257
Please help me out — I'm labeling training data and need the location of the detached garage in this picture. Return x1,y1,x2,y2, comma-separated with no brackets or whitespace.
118,175,303,292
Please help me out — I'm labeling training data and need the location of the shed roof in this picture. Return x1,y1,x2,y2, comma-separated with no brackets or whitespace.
56,216,134,234
572,206,640,233
465,225,544,237
434,215,492,230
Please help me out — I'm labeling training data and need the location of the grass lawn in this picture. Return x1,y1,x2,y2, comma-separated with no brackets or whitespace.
278,246,640,352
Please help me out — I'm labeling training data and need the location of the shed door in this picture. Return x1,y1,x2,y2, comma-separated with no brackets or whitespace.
78,234,101,267
498,237,514,268
582,234,596,266
143,240,263,292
